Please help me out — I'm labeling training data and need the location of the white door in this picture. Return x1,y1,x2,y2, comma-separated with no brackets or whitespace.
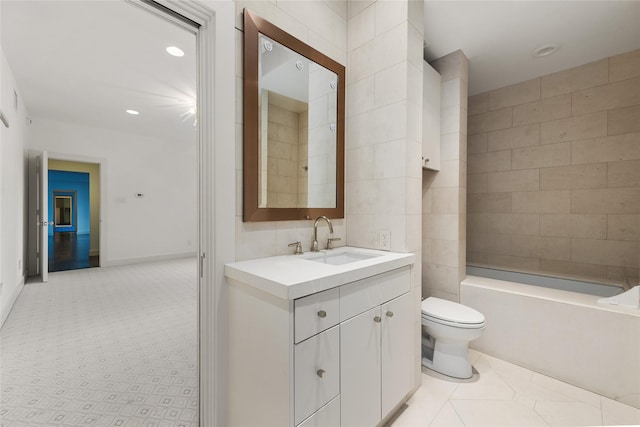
381,292,413,417
340,306,381,427
36,150,49,282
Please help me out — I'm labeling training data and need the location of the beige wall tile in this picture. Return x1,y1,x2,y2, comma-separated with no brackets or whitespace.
607,215,640,241
486,254,540,271
431,187,463,214
606,266,640,284
467,173,488,194
374,62,407,108
512,94,571,126
423,263,462,295
488,78,540,111
571,188,640,214
467,232,511,255
608,104,640,136
511,142,570,170
511,235,570,261
572,76,640,116
484,213,539,236
347,0,375,49
431,50,468,83
539,259,607,281
466,213,483,236
467,107,512,135
608,159,640,188
430,159,462,188
468,133,487,154
538,236,571,261
487,169,539,193
540,163,607,190
541,112,607,145
572,133,640,165
423,213,460,240
431,239,462,268
466,251,489,265
571,238,639,268
469,93,488,116
540,59,608,99
468,193,511,213
487,124,539,152
512,190,570,214
539,214,607,239
347,75,375,117
468,150,511,174
610,48,640,82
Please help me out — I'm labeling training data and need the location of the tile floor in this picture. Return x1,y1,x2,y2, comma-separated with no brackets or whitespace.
391,349,640,427
0,258,198,427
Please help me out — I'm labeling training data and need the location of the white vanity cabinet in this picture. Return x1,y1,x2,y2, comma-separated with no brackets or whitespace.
225,248,415,427
340,270,412,427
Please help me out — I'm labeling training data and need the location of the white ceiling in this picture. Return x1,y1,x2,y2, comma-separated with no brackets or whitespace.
423,1,640,96
3,1,640,139
1,0,196,141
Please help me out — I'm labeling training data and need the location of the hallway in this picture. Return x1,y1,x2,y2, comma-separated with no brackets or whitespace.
0,258,198,426
48,233,99,272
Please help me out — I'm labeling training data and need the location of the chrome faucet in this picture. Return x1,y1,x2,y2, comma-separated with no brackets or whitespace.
311,216,333,252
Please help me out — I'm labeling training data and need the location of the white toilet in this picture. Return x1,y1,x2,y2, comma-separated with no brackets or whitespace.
421,297,485,379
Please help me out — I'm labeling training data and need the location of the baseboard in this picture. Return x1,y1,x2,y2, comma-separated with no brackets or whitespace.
1,275,25,329
106,252,197,267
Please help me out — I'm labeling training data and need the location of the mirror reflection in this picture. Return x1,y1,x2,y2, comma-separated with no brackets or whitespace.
55,195,73,227
243,9,345,222
258,34,338,209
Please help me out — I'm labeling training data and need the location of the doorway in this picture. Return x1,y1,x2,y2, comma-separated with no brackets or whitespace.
48,164,99,272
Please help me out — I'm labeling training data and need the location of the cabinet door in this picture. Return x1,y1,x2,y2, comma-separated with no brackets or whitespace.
340,306,381,427
381,292,413,417
295,326,340,425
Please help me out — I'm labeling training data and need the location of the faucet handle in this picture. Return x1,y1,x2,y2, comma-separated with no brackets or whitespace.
288,241,303,255
327,237,341,249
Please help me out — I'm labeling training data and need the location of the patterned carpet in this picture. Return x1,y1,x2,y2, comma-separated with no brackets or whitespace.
0,258,198,427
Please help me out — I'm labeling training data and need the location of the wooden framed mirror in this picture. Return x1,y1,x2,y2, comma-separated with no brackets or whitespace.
243,9,345,222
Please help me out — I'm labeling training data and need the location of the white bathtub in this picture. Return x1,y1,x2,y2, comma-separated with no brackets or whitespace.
461,267,640,409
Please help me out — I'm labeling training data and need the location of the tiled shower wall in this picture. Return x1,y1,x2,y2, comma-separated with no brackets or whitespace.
467,48,640,286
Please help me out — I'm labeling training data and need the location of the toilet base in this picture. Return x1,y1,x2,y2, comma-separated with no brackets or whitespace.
421,339,474,379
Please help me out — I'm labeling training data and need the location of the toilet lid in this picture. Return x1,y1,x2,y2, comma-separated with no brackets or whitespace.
421,297,485,324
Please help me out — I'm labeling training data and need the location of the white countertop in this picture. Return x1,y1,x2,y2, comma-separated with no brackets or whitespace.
224,246,415,300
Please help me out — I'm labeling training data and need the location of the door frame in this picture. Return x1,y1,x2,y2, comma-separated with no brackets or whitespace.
147,1,236,426
46,152,107,268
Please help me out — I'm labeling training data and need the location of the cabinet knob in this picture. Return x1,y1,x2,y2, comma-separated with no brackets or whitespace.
386,311,394,318
316,369,325,378
317,310,327,318
374,316,382,323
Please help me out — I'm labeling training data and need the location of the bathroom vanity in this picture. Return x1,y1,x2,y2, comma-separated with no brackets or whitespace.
225,247,415,426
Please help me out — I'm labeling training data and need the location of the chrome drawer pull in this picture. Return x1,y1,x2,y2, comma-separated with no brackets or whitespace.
317,310,327,318
386,311,394,317
374,316,382,323
317,369,325,378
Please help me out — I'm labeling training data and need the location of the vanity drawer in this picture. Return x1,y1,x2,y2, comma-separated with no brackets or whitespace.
294,287,340,343
297,396,340,427
340,266,411,321
294,326,340,425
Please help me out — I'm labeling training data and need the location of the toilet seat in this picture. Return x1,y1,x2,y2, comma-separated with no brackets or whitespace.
422,313,485,329
421,297,485,328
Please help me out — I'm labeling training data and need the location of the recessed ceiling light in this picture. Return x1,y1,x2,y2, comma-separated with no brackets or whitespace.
166,46,184,57
126,109,139,115
533,43,560,58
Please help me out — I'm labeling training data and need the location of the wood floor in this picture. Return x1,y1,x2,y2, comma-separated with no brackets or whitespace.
48,233,99,272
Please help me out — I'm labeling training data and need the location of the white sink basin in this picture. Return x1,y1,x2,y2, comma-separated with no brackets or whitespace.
305,250,382,265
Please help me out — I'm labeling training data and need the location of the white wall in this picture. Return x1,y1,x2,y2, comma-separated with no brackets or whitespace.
26,117,197,266
0,48,28,327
